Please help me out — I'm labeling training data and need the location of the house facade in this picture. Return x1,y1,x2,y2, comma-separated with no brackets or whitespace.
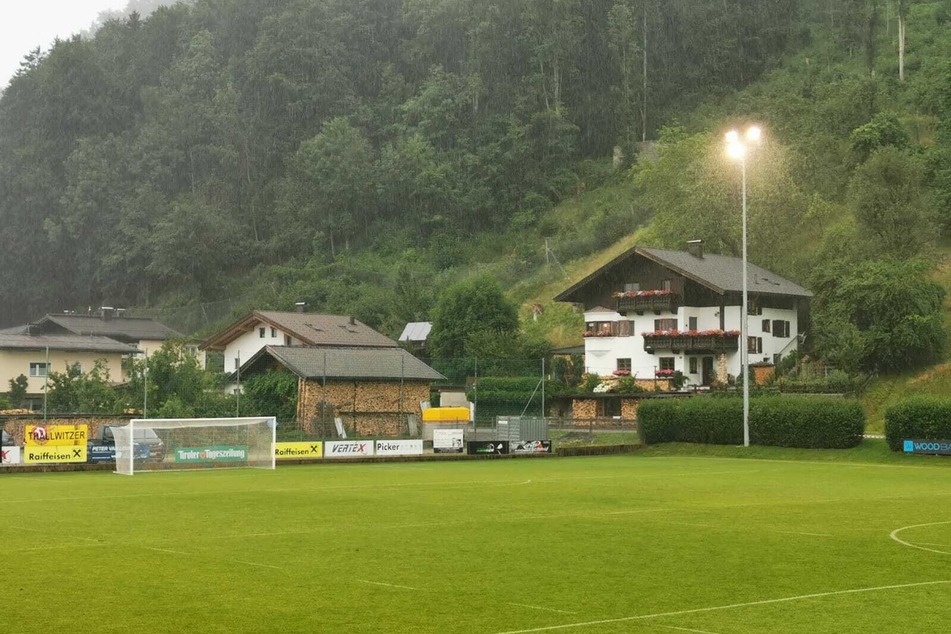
0,334,140,404
555,241,812,387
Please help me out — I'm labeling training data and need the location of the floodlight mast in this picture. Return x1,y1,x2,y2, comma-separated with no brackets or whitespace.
725,126,762,448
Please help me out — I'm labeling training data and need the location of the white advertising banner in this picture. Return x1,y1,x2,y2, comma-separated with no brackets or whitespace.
324,440,374,458
375,439,424,456
1,446,21,465
433,429,464,453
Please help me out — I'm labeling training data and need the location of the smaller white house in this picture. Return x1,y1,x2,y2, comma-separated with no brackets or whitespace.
555,241,812,386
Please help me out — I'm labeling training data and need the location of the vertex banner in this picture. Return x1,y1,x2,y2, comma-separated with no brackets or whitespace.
23,445,87,464
275,442,323,460
324,441,373,458
1,446,22,465
25,424,87,446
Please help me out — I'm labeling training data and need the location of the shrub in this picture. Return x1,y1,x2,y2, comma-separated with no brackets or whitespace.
884,396,951,452
639,396,865,448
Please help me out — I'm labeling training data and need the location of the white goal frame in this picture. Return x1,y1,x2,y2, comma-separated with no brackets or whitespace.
114,416,277,475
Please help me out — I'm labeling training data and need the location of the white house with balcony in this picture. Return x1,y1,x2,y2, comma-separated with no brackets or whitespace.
555,241,812,386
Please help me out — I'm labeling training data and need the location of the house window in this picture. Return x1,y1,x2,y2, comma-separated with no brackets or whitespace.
748,337,763,354
689,317,698,331
29,362,49,377
586,321,614,336
259,327,265,338
659,357,675,371
661,279,672,291
271,327,277,337
747,301,762,316
623,282,640,292
772,320,791,338
689,357,698,374
653,318,678,332
617,320,632,337
616,358,632,373
762,319,771,333
284,335,292,346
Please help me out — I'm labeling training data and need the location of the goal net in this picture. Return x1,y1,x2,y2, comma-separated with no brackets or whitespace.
113,417,276,475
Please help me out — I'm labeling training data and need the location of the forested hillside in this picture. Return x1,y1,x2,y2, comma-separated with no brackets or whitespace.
0,0,802,331
2,0,950,380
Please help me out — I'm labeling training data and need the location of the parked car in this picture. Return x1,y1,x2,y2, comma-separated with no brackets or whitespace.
88,425,166,463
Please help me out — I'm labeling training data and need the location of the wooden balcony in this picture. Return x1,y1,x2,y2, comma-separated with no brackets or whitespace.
643,333,739,354
616,293,680,315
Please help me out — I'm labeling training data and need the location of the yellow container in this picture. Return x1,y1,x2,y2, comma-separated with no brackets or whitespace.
422,407,470,422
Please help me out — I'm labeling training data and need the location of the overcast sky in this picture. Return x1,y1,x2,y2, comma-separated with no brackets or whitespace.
1,1,123,90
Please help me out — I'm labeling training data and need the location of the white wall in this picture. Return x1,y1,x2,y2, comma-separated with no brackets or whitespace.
0,350,126,395
223,322,299,372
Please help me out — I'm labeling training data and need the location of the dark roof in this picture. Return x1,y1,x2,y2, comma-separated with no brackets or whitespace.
203,311,398,351
555,245,812,302
0,333,140,354
241,346,445,382
34,314,182,343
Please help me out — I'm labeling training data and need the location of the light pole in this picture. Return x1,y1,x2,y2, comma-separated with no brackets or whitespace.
725,126,761,447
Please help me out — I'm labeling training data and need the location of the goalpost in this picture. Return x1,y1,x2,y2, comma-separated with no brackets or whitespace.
113,417,276,475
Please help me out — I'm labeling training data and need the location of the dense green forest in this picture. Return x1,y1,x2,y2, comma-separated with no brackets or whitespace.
1,0,950,377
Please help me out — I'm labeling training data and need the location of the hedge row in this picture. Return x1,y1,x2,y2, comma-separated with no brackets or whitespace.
638,396,865,449
884,396,951,452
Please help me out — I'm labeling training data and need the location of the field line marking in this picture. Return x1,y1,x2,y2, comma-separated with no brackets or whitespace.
491,580,951,634
357,580,417,590
233,559,284,570
656,625,723,634
142,546,189,555
507,603,577,615
890,521,951,555
918,541,951,548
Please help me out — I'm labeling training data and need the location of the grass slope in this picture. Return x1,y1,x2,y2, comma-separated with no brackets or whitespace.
2,448,949,633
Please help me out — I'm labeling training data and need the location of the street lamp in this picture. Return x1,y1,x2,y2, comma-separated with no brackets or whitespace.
725,126,762,447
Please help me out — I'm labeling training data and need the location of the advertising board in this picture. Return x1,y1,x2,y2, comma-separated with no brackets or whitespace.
433,429,464,454
0,446,21,465
174,446,249,463
25,424,87,446
374,439,424,456
903,439,951,456
510,440,552,454
275,442,323,460
88,444,150,463
23,445,87,464
324,441,374,458
466,441,509,455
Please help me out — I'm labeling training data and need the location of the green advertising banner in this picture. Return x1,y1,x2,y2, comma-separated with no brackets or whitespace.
174,446,248,463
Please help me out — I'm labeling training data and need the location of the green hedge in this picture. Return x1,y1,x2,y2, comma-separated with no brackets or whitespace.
638,396,865,449
884,396,951,452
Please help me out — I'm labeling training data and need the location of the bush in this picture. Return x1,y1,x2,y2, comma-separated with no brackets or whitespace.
639,396,865,448
884,396,951,452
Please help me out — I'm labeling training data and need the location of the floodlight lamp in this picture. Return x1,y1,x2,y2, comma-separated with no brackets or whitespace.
725,130,739,144
726,142,746,160
746,126,762,143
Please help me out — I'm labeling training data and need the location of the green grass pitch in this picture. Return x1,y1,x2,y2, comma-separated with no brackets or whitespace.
2,446,950,633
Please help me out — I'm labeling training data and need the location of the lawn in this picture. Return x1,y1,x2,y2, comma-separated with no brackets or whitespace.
2,445,950,633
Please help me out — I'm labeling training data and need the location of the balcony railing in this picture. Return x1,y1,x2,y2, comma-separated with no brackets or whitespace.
615,292,680,315
643,332,739,354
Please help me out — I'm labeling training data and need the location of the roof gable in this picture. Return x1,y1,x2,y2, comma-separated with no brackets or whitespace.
203,311,398,350
33,314,181,343
240,346,445,382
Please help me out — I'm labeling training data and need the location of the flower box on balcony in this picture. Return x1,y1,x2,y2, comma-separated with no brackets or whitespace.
642,329,740,354
613,289,680,315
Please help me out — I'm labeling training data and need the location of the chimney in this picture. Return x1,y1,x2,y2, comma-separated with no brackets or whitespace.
349,315,356,326
686,239,704,258
295,301,306,313
100,306,115,321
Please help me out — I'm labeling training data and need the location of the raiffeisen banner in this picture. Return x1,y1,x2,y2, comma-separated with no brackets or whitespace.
25,424,87,446
23,445,87,464
275,442,323,460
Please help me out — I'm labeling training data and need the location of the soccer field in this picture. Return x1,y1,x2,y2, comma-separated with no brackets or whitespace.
2,451,950,633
